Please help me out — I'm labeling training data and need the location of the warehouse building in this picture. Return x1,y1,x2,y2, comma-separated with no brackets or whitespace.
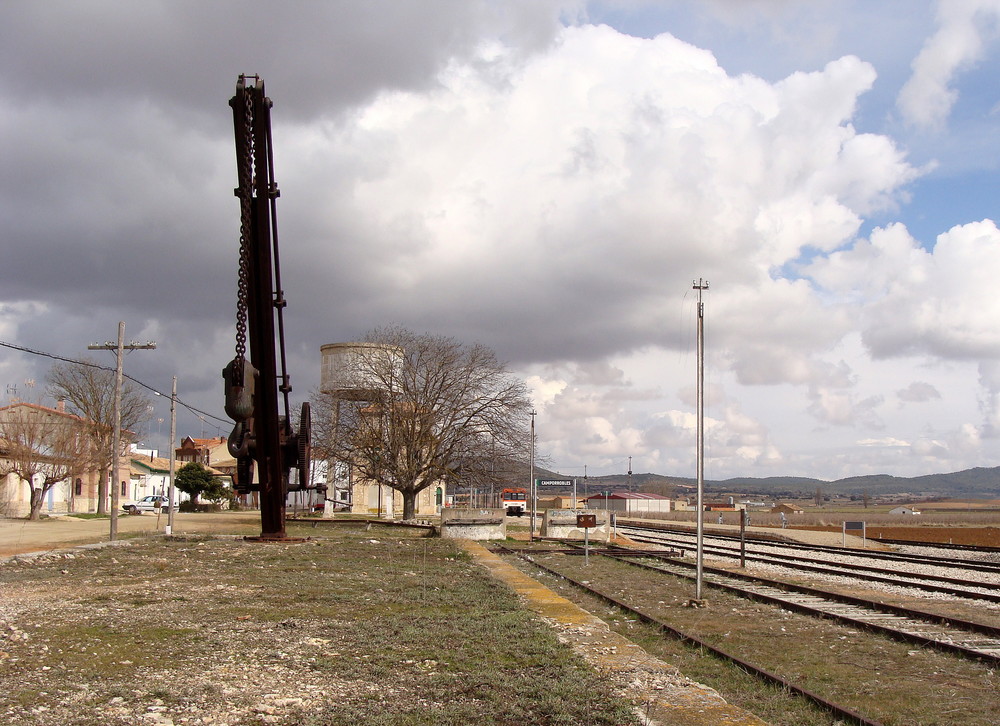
584,492,672,514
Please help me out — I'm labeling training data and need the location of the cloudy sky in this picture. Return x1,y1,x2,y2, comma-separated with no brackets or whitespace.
3,0,1000,482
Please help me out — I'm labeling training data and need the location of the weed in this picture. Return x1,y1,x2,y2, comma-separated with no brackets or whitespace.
0,528,641,725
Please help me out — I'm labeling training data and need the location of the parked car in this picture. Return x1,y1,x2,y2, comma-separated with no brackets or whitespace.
123,495,177,515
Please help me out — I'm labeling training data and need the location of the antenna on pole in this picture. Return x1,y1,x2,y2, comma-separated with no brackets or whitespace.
692,278,709,605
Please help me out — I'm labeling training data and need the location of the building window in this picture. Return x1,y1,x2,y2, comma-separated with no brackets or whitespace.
121,481,127,497
75,479,83,496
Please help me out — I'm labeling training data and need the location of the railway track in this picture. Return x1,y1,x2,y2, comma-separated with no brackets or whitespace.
618,525,1000,603
597,543,1000,665
503,541,1000,665
874,537,1000,553
618,519,1000,572
494,543,885,726
498,539,1000,724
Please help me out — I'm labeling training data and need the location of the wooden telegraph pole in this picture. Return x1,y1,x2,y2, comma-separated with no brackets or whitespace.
89,322,156,541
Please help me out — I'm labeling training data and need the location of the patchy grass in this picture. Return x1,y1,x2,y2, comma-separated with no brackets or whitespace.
515,547,1000,726
0,527,640,726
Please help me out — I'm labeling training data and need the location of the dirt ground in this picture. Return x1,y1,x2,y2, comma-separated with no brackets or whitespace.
4,513,999,560
0,511,263,557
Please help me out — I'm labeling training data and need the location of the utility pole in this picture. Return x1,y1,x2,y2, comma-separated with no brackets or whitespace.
628,455,633,493
529,409,537,540
89,322,156,541
693,279,709,602
167,376,177,535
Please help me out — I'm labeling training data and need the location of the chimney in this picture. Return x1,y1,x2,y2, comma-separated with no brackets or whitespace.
56,399,66,413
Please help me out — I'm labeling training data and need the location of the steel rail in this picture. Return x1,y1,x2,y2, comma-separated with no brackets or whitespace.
619,521,1000,574
591,544,1000,665
873,537,1000,554
496,544,885,726
621,529,1000,604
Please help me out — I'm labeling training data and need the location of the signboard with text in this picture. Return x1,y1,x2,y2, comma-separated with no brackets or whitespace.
536,479,574,488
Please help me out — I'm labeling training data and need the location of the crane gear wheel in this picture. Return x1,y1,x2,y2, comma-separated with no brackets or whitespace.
297,401,311,491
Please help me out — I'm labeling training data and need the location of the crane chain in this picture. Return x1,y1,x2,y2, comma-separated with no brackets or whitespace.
235,82,255,363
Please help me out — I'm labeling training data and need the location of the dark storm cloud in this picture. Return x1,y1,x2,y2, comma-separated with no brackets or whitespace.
6,1,1000,482
0,1,562,120
0,0,569,440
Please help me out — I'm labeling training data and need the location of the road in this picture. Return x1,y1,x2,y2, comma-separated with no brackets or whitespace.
0,511,263,557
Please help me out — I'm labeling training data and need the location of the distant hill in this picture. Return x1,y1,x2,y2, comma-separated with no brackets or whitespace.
549,467,1000,499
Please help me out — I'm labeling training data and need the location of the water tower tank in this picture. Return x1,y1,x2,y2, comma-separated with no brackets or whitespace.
320,342,403,401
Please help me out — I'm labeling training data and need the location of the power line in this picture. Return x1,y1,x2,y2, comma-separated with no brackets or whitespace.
0,339,229,426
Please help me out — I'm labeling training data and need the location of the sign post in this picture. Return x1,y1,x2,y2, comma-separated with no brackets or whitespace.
843,521,866,548
577,513,597,565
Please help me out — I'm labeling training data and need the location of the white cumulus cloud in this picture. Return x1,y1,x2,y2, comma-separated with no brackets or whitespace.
898,0,1000,129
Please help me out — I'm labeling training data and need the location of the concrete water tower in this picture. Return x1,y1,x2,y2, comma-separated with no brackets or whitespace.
320,342,403,401
320,342,404,517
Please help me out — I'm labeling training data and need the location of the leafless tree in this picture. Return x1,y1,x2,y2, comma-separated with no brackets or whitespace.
46,360,151,514
0,403,90,520
313,327,534,520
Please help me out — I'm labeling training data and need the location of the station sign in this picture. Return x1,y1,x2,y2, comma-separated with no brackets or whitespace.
536,478,574,488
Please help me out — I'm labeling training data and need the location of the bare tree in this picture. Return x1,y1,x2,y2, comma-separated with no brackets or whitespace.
314,327,534,520
0,403,89,520
46,360,151,514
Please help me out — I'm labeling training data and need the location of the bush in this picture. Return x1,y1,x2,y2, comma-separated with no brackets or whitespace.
175,462,234,507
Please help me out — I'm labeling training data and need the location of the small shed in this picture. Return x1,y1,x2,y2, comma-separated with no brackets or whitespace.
704,502,738,512
771,503,804,515
584,492,671,514
888,506,921,515
537,496,582,510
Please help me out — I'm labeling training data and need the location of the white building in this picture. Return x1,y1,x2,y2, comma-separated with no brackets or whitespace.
584,492,672,514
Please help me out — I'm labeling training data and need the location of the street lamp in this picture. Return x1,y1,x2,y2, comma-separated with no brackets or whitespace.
693,278,708,603
529,410,537,540
154,378,178,534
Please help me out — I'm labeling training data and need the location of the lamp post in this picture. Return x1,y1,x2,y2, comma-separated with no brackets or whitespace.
167,376,177,534
529,409,537,540
693,279,709,602
89,322,155,541
153,378,177,533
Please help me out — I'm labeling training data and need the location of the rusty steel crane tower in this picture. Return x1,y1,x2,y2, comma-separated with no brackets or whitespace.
223,75,318,540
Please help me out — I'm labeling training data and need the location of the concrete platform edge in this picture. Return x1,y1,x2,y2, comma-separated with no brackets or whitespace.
459,539,770,726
